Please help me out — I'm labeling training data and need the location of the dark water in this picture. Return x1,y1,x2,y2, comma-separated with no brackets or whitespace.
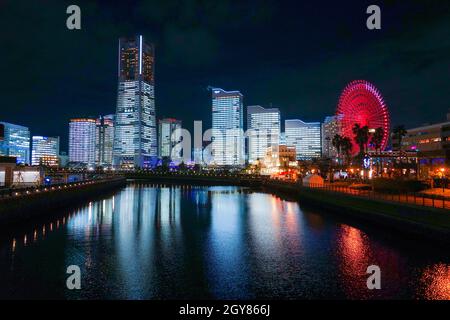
0,183,448,300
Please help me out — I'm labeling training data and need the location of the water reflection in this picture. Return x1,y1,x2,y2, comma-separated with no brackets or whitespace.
0,184,448,299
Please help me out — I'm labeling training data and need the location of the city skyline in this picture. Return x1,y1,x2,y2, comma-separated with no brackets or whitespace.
1,1,449,154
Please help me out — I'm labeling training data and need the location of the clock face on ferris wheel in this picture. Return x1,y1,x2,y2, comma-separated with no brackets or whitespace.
336,80,390,155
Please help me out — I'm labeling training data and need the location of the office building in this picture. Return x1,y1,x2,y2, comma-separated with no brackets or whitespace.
0,122,30,165
31,136,60,166
113,35,157,168
211,88,244,166
158,118,182,161
247,105,280,164
321,116,340,158
95,115,115,167
285,119,321,160
69,118,96,166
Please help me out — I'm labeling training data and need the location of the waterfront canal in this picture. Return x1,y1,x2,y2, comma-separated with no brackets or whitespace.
0,183,448,299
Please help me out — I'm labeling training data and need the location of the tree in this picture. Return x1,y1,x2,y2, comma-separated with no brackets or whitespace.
371,127,384,152
371,127,384,175
352,124,370,156
340,137,353,165
392,125,407,151
332,134,343,164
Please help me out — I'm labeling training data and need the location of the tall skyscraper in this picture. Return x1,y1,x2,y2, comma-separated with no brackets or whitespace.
158,118,182,161
247,105,280,164
95,115,115,167
69,118,96,166
321,116,340,158
211,88,244,166
113,35,156,168
285,119,322,160
31,136,60,166
0,122,30,164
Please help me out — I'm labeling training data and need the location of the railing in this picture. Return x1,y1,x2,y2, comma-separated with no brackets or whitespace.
0,177,124,200
303,183,450,210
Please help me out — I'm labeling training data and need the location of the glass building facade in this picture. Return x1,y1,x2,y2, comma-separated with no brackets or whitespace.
31,136,60,166
285,119,322,160
95,114,115,167
211,88,244,166
0,122,30,164
69,118,96,166
321,115,340,158
158,118,182,162
113,35,157,168
247,105,280,164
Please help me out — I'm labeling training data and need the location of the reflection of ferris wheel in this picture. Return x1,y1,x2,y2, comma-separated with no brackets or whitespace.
336,80,390,155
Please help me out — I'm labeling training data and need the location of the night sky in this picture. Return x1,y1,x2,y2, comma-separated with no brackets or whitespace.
0,0,449,152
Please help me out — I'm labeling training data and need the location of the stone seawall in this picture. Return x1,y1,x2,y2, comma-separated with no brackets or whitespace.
0,178,126,226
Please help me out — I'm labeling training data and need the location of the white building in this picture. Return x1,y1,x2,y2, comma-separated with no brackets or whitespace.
69,118,96,166
247,105,280,164
31,136,60,166
211,88,244,166
321,115,340,158
285,119,321,160
113,35,157,168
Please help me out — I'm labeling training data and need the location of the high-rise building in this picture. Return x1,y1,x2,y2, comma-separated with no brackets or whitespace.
211,88,244,166
285,119,321,160
158,118,182,161
95,115,115,167
113,35,156,168
247,105,280,164
321,116,340,158
31,136,60,166
69,118,96,166
0,122,30,165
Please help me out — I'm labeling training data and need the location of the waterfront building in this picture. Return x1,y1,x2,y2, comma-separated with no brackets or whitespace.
247,105,280,164
402,111,450,179
0,122,30,165
31,136,60,166
113,35,157,168
211,88,244,166
262,144,297,175
95,115,115,167
69,118,96,166
285,119,321,160
321,115,340,158
158,118,182,162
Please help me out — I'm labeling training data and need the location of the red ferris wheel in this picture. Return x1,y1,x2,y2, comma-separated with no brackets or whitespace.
336,80,390,155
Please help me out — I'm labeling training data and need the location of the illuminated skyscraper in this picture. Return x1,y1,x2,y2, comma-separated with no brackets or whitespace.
113,35,156,168
285,119,321,160
247,105,280,164
0,122,30,164
321,116,340,158
158,118,182,161
95,115,115,167
69,118,96,166
211,88,244,166
31,136,60,166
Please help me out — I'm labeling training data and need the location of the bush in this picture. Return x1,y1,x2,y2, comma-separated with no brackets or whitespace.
372,178,428,194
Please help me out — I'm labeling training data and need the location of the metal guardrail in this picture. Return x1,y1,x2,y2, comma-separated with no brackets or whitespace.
0,177,124,200
302,183,450,210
